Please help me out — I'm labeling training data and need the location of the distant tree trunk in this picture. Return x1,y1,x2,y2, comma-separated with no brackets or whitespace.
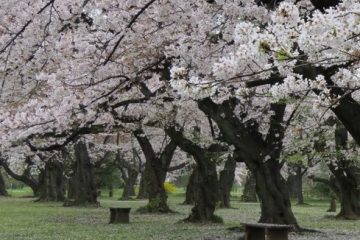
183,167,197,205
0,169,8,196
287,167,305,205
137,171,148,199
327,196,337,212
218,155,236,208
108,182,113,198
121,168,138,200
67,177,75,199
37,161,65,202
241,171,257,202
66,140,98,206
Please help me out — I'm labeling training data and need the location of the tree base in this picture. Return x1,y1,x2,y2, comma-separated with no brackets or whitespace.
336,213,360,220
136,205,174,214
63,200,100,207
180,214,223,224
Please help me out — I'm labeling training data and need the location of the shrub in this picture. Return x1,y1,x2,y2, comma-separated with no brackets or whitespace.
164,182,177,194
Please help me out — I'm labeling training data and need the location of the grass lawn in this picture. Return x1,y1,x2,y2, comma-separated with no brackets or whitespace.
0,188,359,240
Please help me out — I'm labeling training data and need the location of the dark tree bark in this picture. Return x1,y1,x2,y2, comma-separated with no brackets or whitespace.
331,95,360,147
327,123,360,219
252,160,297,225
183,167,197,205
66,140,98,206
310,0,341,12
0,168,8,196
218,155,236,208
37,160,65,202
134,129,177,213
241,171,257,202
166,126,225,223
198,98,299,228
0,158,39,196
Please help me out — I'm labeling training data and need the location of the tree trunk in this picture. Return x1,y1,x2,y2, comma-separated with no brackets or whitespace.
143,157,170,212
183,167,197,205
37,161,65,202
332,95,360,145
287,167,305,205
66,140,98,206
0,161,39,196
330,165,360,219
252,161,298,226
165,126,223,223
218,155,236,208
121,168,138,200
198,98,299,228
108,183,113,198
134,129,176,213
241,171,257,202
327,196,337,212
67,177,75,199
185,154,219,223
137,171,148,199
0,169,8,196
328,122,360,219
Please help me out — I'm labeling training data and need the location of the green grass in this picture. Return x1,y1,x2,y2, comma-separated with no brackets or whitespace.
0,188,359,240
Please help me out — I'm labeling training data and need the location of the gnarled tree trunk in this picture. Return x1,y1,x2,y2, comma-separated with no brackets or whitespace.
66,140,98,206
249,160,298,225
198,98,299,228
186,153,218,222
166,126,225,223
218,155,236,208
37,160,65,202
134,129,177,213
0,158,39,196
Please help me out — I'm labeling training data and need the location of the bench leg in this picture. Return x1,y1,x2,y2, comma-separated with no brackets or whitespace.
267,229,289,240
109,209,130,224
245,227,265,240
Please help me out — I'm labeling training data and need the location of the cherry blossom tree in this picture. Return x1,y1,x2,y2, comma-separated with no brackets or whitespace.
1,0,360,227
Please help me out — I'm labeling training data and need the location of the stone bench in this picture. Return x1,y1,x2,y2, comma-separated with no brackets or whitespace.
109,208,131,224
242,222,293,240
